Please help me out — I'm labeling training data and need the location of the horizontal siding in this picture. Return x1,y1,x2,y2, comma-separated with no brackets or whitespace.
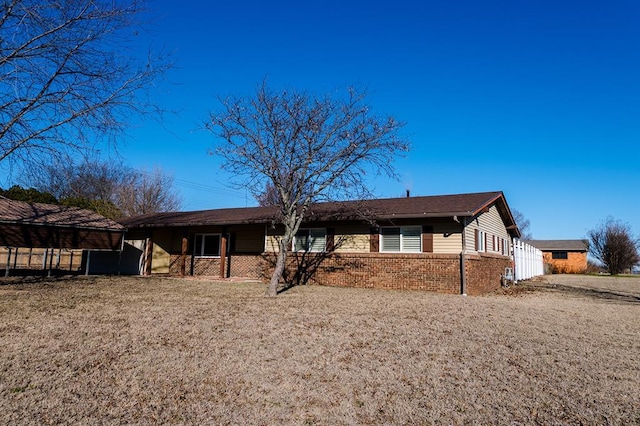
466,205,511,254
335,224,370,252
234,225,265,253
433,232,462,254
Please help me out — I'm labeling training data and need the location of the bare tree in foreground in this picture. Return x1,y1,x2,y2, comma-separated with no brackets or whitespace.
208,83,409,296
0,0,169,168
588,217,639,275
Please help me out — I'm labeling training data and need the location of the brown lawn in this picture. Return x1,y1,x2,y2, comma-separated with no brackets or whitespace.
1,274,639,425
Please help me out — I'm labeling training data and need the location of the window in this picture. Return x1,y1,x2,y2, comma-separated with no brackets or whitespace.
552,251,568,259
380,226,421,252
194,234,221,257
476,230,486,252
502,238,509,256
294,228,326,252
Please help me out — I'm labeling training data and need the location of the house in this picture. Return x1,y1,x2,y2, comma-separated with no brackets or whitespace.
119,191,520,295
524,239,589,274
0,197,125,276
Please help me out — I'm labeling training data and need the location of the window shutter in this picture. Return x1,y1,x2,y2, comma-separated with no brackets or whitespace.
326,228,335,252
370,228,379,252
484,233,488,253
475,229,479,251
422,226,434,253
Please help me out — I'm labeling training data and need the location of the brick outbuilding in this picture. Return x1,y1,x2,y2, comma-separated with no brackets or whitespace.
524,239,589,274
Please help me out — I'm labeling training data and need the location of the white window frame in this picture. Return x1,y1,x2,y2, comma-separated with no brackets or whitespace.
194,233,221,258
380,226,422,253
477,230,486,252
293,228,326,252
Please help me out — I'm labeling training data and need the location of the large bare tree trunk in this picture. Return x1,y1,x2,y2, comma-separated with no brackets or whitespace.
266,249,288,297
266,235,292,296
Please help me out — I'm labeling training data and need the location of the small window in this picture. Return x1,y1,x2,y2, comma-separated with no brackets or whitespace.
294,228,326,252
476,230,486,252
502,238,509,256
381,226,421,252
194,234,221,257
552,251,568,259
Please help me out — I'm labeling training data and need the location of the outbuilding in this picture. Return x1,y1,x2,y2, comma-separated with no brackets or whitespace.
0,197,125,276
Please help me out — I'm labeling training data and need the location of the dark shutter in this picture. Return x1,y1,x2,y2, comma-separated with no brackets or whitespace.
326,228,335,252
370,227,379,252
422,225,434,253
474,229,479,251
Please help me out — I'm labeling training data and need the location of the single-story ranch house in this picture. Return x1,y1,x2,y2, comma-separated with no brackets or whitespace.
120,191,521,295
524,239,589,274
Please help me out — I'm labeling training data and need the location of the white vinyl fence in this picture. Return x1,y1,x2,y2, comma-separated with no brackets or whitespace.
513,239,543,281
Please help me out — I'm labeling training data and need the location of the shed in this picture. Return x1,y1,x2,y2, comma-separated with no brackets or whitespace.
524,239,589,274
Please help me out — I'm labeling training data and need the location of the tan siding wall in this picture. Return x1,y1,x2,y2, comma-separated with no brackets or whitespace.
151,228,172,274
234,225,265,253
335,224,370,252
265,226,284,253
432,224,462,254
466,205,511,254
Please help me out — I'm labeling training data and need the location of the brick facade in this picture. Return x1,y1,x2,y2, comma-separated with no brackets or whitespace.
169,251,511,295
542,252,587,274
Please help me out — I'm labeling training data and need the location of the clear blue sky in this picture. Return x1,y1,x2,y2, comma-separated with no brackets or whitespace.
12,1,640,240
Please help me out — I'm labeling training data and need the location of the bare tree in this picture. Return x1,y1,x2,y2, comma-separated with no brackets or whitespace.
512,208,532,240
208,82,409,296
116,166,182,216
588,217,639,275
0,0,169,167
30,160,181,217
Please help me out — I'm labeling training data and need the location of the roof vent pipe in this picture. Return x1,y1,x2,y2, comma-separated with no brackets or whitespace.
406,189,410,198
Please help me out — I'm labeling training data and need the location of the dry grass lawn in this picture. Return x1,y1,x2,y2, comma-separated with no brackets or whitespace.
1,274,639,425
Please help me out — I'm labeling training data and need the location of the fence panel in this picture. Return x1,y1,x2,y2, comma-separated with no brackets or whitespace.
513,239,543,281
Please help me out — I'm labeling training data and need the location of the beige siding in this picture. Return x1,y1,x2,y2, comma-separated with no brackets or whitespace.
335,224,370,252
234,225,265,253
265,226,284,253
433,224,463,254
151,228,172,274
465,204,511,254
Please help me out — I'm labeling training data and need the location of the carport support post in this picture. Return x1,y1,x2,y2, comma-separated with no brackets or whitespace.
85,250,91,276
180,234,188,277
5,247,11,277
219,233,227,279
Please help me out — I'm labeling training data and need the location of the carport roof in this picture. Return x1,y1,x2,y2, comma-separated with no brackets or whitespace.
0,198,125,250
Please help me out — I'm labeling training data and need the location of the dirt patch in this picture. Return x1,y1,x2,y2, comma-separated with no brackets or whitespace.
1,275,639,424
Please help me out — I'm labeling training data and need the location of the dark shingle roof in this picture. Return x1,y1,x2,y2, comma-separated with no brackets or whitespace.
524,240,589,252
0,198,124,231
0,198,125,250
120,191,518,236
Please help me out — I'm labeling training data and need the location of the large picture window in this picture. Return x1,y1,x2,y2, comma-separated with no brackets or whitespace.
194,234,221,257
294,228,326,252
380,226,421,252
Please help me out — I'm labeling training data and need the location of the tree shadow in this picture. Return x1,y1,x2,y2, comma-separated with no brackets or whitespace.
535,282,640,305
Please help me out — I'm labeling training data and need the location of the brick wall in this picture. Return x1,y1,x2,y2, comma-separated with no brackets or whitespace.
543,252,587,274
465,253,512,295
170,251,509,295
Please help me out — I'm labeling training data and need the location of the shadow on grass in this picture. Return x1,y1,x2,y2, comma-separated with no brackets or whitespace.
525,281,640,305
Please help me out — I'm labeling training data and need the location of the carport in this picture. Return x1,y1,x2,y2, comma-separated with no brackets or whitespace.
0,197,125,276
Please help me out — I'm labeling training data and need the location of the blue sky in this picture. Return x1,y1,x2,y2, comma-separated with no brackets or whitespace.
8,1,640,240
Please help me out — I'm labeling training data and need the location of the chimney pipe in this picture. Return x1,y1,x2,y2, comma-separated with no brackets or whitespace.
406,189,410,198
